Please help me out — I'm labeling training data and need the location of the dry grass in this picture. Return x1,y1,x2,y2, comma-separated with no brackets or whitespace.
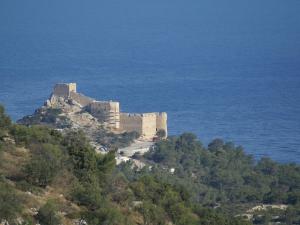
0,145,30,179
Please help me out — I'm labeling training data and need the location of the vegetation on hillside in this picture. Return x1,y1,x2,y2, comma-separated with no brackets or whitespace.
0,104,300,225
18,108,72,129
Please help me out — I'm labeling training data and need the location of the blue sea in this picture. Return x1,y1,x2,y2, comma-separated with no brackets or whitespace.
0,0,300,163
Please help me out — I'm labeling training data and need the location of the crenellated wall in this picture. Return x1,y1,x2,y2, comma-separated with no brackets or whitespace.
120,112,167,139
120,113,143,134
51,83,167,138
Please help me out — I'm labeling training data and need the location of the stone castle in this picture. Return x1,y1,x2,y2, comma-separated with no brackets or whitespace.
51,83,167,139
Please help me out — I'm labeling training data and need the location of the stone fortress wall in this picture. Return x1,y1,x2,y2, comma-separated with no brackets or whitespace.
69,92,94,107
120,112,167,139
52,83,167,139
120,113,143,134
88,101,120,130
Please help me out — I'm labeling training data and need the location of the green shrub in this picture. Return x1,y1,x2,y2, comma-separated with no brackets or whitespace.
0,181,22,223
82,203,128,225
0,105,11,139
36,200,62,225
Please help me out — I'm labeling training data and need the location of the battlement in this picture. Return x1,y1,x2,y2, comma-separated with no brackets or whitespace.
51,83,167,139
121,113,157,118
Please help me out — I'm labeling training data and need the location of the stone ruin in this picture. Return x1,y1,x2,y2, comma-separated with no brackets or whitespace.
50,83,167,139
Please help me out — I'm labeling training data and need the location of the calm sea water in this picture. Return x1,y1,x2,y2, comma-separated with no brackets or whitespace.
1,0,300,163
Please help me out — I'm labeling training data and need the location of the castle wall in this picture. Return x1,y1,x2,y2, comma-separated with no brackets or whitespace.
51,83,167,138
88,101,120,129
70,92,94,107
120,113,166,139
120,113,143,134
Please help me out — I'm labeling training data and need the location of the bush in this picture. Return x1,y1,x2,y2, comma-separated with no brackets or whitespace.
82,203,128,225
156,129,166,139
36,200,62,225
0,181,22,223
10,125,62,147
0,105,11,139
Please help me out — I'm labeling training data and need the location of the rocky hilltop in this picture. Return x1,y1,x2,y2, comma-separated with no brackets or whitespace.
18,83,167,162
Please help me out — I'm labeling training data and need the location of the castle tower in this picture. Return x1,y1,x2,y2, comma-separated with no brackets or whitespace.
156,112,168,137
53,83,77,98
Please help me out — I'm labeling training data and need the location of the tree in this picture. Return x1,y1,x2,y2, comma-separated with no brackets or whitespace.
23,144,63,187
156,129,166,139
208,138,224,152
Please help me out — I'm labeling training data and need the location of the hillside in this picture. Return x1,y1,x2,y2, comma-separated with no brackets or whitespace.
1,104,300,225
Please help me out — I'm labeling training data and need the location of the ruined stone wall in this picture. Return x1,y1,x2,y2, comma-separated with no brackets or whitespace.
51,83,167,138
69,92,94,107
53,83,77,98
120,113,143,134
88,101,120,129
155,112,168,137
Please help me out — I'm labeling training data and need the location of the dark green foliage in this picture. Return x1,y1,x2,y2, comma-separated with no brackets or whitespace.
0,105,11,129
82,202,128,225
62,131,118,211
71,179,103,209
0,181,22,223
156,129,166,139
10,125,62,147
95,129,140,150
62,131,98,181
23,144,63,187
1,105,300,225
145,134,300,207
36,200,62,225
0,104,11,140
195,207,252,225
139,201,166,225
131,175,198,225
283,205,300,224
